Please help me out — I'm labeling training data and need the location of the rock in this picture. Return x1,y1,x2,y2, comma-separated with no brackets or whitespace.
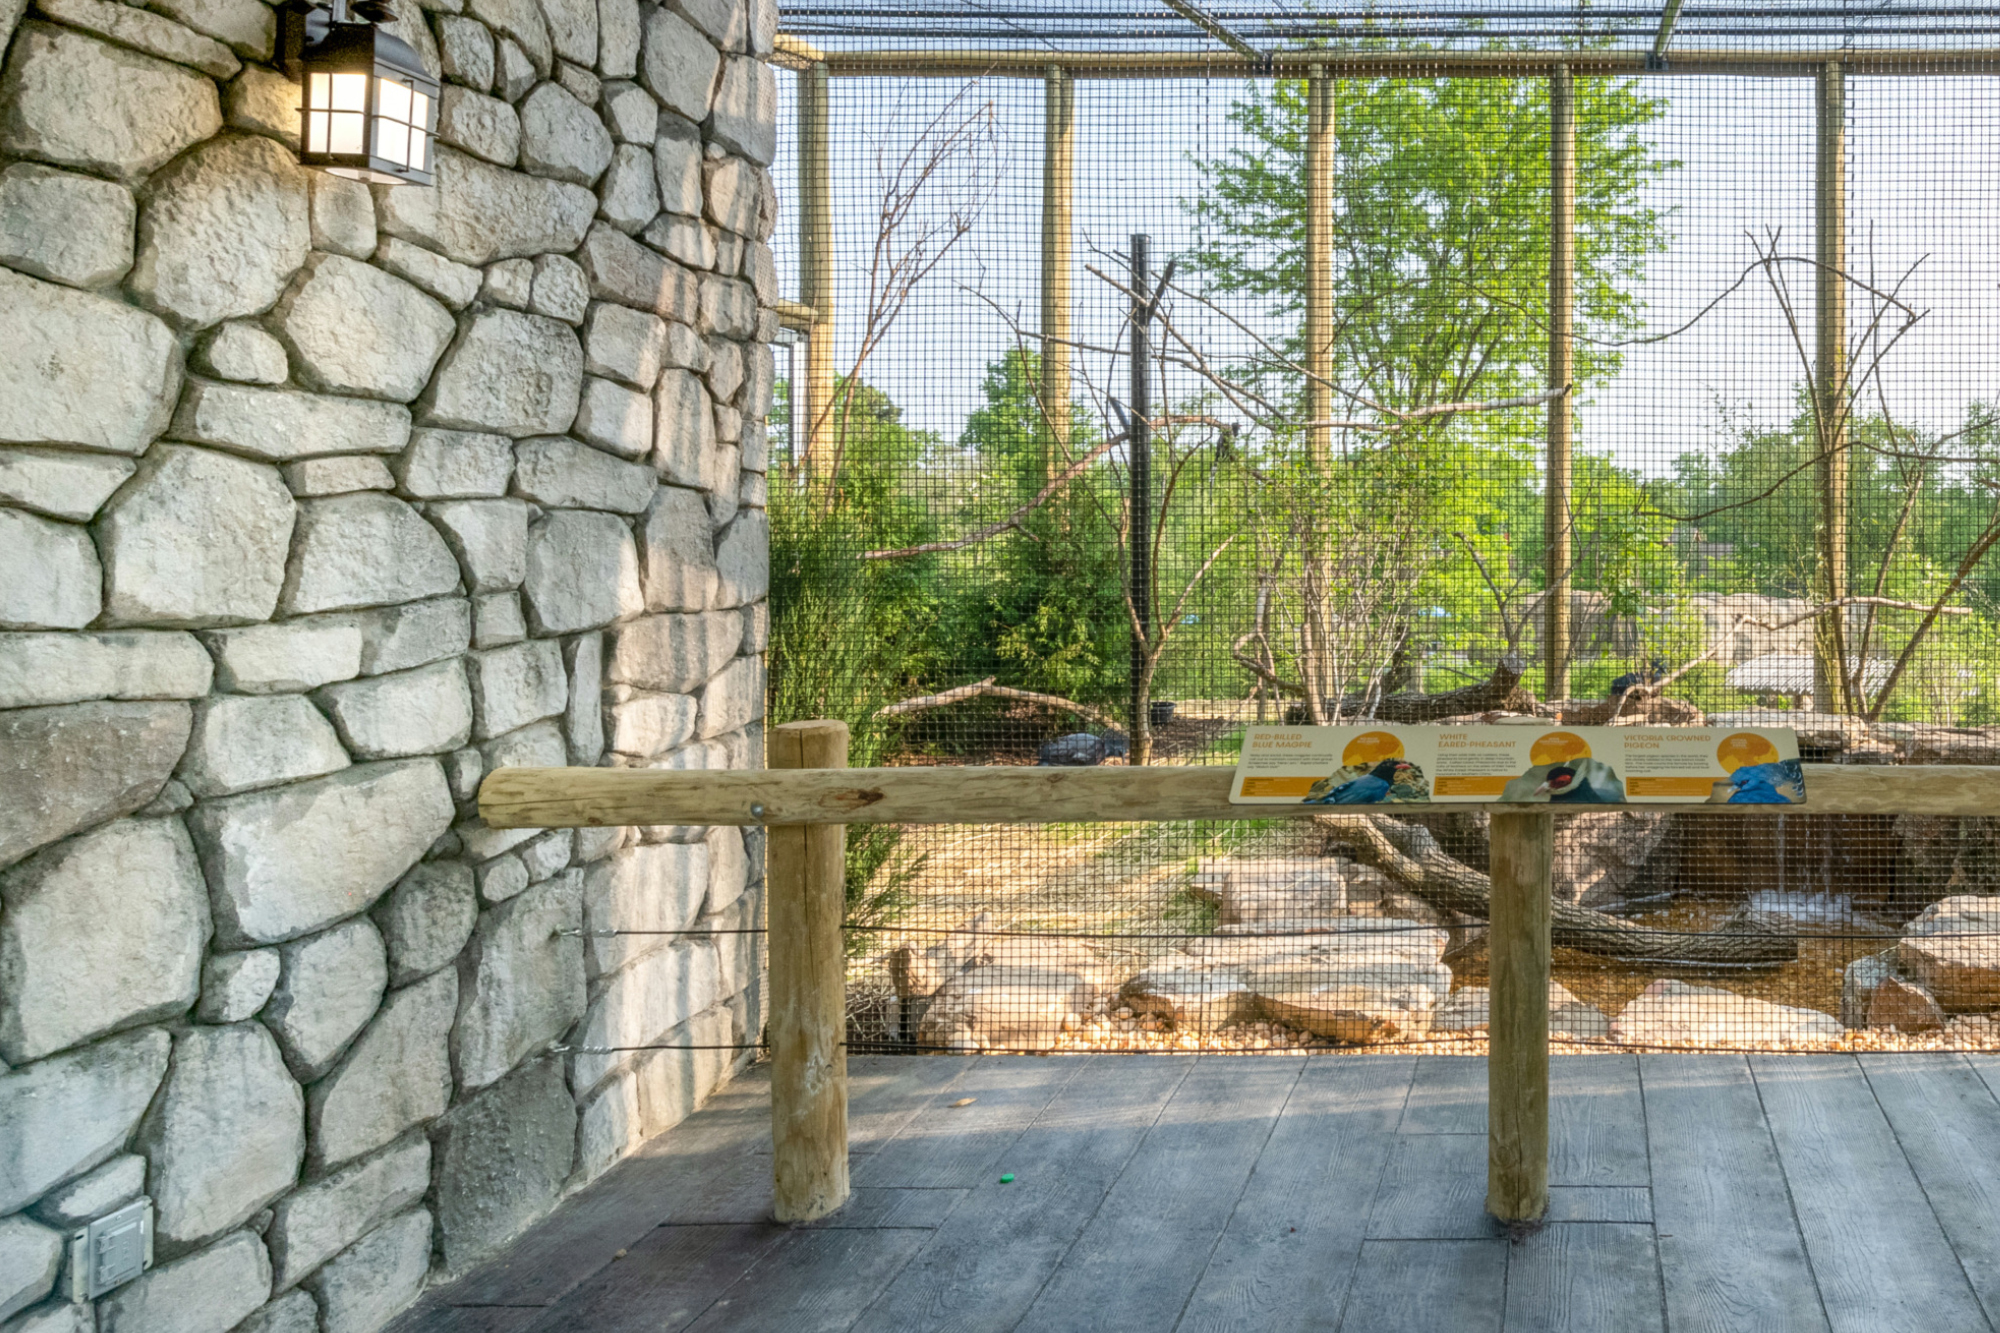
469,0,549,73
94,1230,271,1333
96,445,294,627
644,212,711,269
1841,948,1899,1028
607,692,696,759
179,695,349,798
273,254,454,402
477,715,567,774
433,1058,574,1271
138,1022,304,1246
530,252,591,324
309,967,456,1169
572,931,717,1088
476,855,528,905
396,428,515,499
428,498,529,592
562,632,604,764
1430,981,1609,1040
0,1215,62,1321
1206,858,1347,925
0,24,220,182
268,1138,427,1290
638,486,718,611
578,222,697,320
283,456,396,497
652,368,724,491
0,162,134,288
153,0,274,58
265,919,388,1082
1247,932,1454,1043
742,243,776,304
702,156,762,237
454,871,586,1088
374,861,477,986
281,494,463,615
918,948,1099,1051
233,1291,319,1333
0,1027,168,1213
374,236,484,311
308,173,374,259
584,301,668,389
1869,975,1947,1033
640,7,717,122
436,15,494,89
0,267,179,456
519,82,612,186
597,142,659,232
576,1001,730,1179
307,1208,431,1332
606,610,738,693
345,597,472,675
495,36,536,100
437,85,520,166
573,376,653,459
523,509,643,634
32,0,239,75
712,508,767,607
580,840,703,973
601,80,657,143
467,638,567,739
0,447,132,522
0,509,98,629
129,134,309,330
514,435,654,511
203,622,359,695
482,257,535,309
473,591,526,648
196,322,289,386
705,339,743,402
377,146,595,268
1120,964,1254,1033
424,309,584,438
30,1151,144,1226
320,660,475,761
654,124,701,217
1608,980,1843,1046
171,381,413,463
697,274,755,340
196,948,279,1023
0,700,190,869
695,656,758,740
707,56,773,165
1899,896,2000,1013
189,759,454,946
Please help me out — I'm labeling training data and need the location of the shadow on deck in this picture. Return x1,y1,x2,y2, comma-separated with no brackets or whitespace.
389,1053,2000,1332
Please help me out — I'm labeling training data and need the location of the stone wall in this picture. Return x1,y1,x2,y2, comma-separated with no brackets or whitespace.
0,0,776,1323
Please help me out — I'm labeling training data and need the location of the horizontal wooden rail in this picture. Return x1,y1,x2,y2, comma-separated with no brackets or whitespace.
478,762,2000,829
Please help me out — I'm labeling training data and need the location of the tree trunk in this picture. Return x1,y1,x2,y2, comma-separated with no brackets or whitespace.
1316,813,1798,968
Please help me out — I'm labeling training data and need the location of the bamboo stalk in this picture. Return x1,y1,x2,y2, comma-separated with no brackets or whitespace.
1544,63,1575,701
1487,810,1552,1223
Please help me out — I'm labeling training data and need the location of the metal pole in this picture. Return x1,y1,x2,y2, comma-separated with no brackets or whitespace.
1544,63,1575,701
1129,234,1153,765
1304,65,1335,468
1814,61,1850,713
1041,65,1075,472
798,62,834,478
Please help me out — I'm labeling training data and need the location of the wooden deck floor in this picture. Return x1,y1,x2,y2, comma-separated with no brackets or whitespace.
391,1053,2000,1333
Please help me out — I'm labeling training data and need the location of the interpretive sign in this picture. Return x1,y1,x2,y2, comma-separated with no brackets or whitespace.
1229,724,1805,806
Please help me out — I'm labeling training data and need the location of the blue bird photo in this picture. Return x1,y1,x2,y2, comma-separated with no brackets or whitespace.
1724,758,1806,804
1306,758,1414,805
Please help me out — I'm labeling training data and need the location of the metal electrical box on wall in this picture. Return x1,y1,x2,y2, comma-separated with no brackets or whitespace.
68,1197,152,1302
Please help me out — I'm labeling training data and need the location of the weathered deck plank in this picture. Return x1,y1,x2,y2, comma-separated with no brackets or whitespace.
1336,1239,1507,1332
1550,1056,1648,1187
1400,1055,1488,1133
851,1055,1085,1190
1503,1223,1665,1333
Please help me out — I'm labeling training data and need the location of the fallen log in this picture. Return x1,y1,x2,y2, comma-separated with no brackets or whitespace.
878,678,1125,733
1311,655,1544,724
1316,812,1798,968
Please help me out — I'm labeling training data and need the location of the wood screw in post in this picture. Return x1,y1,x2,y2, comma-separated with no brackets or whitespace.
1488,809,1552,1223
767,719,850,1222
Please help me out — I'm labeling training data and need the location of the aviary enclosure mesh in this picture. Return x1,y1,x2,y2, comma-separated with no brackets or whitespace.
758,1,2000,1055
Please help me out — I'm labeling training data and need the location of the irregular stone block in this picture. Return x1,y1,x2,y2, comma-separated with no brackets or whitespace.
0,447,131,523
563,631,605,765
269,1136,427,1292
476,853,529,905
428,498,529,593
523,509,643,634
605,610,738,693
520,828,572,883
582,840,702,974
223,67,295,150
0,1027,168,1213
1869,974,1946,1033
306,1208,431,1332
701,155,760,237
712,508,767,608
433,1058,575,1269
374,861,476,986
150,0,275,58
478,717,567,774
0,1210,63,1319
189,758,454,946
576,1001,731,1180
707,56,772,164
0,508,99,630
520,82,612,186
180,695,349,798
374,235,484,312
514,435,654,512
233,1291,318,1333
0,161,134,288
281,493,464,615
470,0,550,73
377,146,594,267
309,967,455,1169
395,428,514,499
596,0,639,74
437,85,520,166
265,919,388,1082
642,211,711,270
653,124,701,218
584,301,668,389
597,142,658,232
696,655,759,740
137,1022,304,1246
542,0,598,62
473,591,526,648
495,35,536,100
129,134,309,330
0,700,190,869
424,309,584,438
1900,895,2000,1013
482,257,534,309
29,1152,144,1227
0,267,179,456
96,444,294,627
607,691,696,760
196,947,279,1023
436,15,494,89
34,0,238,75
197,321,289,385
601,80,657,144
203,621,361,694
453,870,585,1088
0,24,220,182
273,254,454,402
705,338,742,402
573,376,653,459
309,173,375,259
572,936,718,1090
1608,979,1844,1046
346,597,472,675
530,251,590,323
171,380,413,462
638,485,717,612
697,274,756,339
321,659,475,760
579,221,696,320
467,638,567,739
557,58,601,105
282,455,397,497
640,6,716,122
650,367,725,494
95,1230,271,1333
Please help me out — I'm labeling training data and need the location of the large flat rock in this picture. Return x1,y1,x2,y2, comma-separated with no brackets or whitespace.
0,700,190,869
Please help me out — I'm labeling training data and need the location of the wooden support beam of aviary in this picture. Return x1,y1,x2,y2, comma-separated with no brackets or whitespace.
796,61,834,478
1041,64,1074,468
1544,63,1576,701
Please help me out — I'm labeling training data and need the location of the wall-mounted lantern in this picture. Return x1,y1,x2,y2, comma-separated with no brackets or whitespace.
278,0,438,186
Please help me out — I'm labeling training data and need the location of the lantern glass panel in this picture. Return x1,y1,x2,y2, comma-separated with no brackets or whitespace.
331,71,367,111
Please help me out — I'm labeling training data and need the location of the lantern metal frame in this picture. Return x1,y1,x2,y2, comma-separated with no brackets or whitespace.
278,0,439,186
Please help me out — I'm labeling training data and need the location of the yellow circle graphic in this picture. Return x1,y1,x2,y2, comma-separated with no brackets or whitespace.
1340,731,1405,767
1717,733,1781,773
1529,731,1592,768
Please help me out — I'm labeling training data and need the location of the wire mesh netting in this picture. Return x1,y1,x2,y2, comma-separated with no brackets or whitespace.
754,1,2000,1057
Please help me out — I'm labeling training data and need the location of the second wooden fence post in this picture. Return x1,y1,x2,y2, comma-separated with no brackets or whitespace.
768,719,850,1222
1488,809,1553,1222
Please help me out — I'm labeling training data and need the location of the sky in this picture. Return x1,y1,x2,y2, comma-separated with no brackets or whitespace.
766,66,2000,479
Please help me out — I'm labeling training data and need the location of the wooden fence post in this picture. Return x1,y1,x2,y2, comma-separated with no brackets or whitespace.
1487,809,1552,1222
767,719,850,1222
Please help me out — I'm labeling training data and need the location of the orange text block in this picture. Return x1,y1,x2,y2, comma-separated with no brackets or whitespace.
1433,775,1511,797
1626,776,1724,798
1239,776,1318,798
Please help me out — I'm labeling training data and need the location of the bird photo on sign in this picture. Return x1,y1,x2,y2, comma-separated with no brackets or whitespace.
1500,730,1627,803
1711,732,1805,804
1303,730,1432,804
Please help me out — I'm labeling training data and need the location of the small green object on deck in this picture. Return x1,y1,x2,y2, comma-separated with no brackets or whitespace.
999,1174,1015,1183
